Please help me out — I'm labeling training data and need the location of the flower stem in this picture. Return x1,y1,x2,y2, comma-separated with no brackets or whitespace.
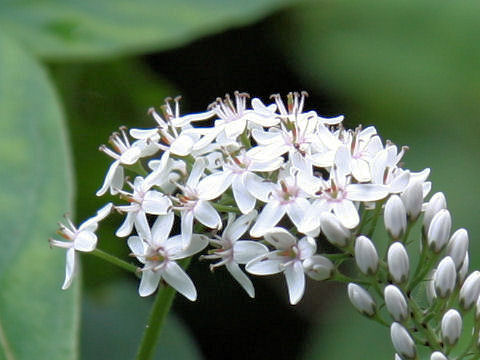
135,258,191,360
91,248,138,274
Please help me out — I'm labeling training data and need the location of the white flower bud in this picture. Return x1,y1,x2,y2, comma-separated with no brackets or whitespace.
433,257,457,298
441,309,462,346
388,242,410,284
458,253,469,284
384,195,407,240
475,293,480,322
384,285,409,322
390,322,416,359
459,271,480,310
427,209,451,253
354,236,379,275
423,192,447,234
430,351,448,360
347,283,376,317
303,255,334,281
394,354,403,360
446,228,469,270
401,181,423,221
426,269,437,304
320,212,351,247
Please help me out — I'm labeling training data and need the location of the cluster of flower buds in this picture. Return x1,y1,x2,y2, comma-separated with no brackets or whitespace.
50,91,479,359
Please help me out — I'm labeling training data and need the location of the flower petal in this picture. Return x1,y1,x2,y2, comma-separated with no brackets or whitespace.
127,236,146,263
249,202,285,238
233,241,269,264
333,200,360,229
96,161,123,196
169,234,209,259
197,171,232,200
284,261,306,305
151,212,174,247
225,210,257,242
346,183,389,202
142,191,171,215
61,248,76,290
116,211,135,237
286,198,311,228
193,200,222,229
162,262,197,301
232,175,256,215
74,231,97,252
245,252,286,275
226,261,255,298
181,210,194,249
139,269,162,297
263,227,297,250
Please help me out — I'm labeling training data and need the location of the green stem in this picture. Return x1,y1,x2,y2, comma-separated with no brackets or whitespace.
135,258,191,360
91,248,138,274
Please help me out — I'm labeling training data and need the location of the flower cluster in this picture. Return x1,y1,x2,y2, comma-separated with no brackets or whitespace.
50,91,478,359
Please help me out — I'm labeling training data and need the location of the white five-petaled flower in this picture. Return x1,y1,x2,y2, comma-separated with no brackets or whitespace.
97,127,157,196
249,169,310,238
246,227,319,305
128,212,208,300
50,203,113,289
173,159,223,248
201,211,268,297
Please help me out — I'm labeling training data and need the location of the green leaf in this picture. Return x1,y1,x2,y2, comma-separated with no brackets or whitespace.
81,280,202,360
0,0,296,61
0,33,77,359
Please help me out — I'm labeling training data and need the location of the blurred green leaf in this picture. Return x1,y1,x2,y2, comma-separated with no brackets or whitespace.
82,280,202,360
0,0,297,61
0,32,77,359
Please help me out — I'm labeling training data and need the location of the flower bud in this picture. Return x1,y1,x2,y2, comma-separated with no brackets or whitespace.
320,212,351,247
475,292,480,321
426,269,437,304
433,256,456,298
384,285,409,322
459,271,480,310
384,195,407,240
388,242,410,284
394,354,403,360
458,253,469,284
446,228,469,270
430,351,448,360
390,322,416,359
347,283,376,317
441,309,462,346
401,181,423,221
423,192,447,235
427,209,451,253
303,255,334,281
354,236,379,275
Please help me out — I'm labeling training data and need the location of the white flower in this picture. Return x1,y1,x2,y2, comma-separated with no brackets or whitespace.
173,159,223,248
50,203,113,289
128,212,208,300
115,173,172,239
249,170,310,237
197,149,283,214
97,127,157,196
246,228,320,305
201,211,268,297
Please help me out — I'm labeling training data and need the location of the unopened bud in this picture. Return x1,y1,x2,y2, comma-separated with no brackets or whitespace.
320,212,351,247
303,255,334,281
427,209,451,252
459,271,480,310
390,322,416,359
430,351,448,360
446,229,469,270
433,257,457,298
354,236,379,275
401,181,423,221
395,354,403,360
384,195,407,240
347,283,376,317
426,269,437,304
441,309,462,346
423,192,447,235
388,242,410,284
475,292,480,321
384,285,409,322
458,253,469,284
